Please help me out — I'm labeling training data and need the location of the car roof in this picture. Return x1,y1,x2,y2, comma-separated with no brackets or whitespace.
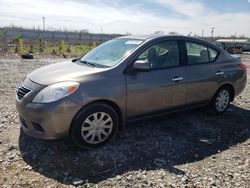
121,34,208,41
118,35,159,40
119,34,220,50
119,34,206,42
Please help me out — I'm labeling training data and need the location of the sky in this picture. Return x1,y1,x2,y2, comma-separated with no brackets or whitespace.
0,0,250,37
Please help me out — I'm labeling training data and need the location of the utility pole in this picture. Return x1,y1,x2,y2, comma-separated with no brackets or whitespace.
202,29,204,38
42,16,45,31
211,27,214,39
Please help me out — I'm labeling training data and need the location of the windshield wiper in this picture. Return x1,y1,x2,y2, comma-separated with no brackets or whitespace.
79,60,96,67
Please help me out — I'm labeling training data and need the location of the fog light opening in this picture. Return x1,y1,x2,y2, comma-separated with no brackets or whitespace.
32,122,44,133
20,117,28,129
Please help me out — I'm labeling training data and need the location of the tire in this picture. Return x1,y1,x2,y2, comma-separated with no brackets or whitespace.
208,86,231,115
21,53,34,59
70,102,119,149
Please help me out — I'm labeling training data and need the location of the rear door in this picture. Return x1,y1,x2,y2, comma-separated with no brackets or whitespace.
184,41,221,105
126,40,187,119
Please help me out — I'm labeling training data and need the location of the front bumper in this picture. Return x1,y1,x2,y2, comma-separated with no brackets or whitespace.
16,98,81,139
15,81,82,139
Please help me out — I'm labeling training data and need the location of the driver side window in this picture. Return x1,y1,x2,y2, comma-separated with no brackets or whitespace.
137,41,179,69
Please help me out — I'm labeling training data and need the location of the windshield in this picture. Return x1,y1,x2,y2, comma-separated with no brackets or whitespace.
79,38,143,67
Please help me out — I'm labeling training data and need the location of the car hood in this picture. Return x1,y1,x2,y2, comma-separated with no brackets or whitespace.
28,61,105,85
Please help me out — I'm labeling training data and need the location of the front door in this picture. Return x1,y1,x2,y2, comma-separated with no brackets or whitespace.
126,40,187,119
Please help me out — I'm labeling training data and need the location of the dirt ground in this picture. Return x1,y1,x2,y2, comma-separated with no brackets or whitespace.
0,55,249,188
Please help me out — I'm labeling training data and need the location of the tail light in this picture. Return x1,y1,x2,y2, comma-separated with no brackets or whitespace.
239,63,247,71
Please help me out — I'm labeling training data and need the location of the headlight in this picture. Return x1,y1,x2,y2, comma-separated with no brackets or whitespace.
32,81,79,103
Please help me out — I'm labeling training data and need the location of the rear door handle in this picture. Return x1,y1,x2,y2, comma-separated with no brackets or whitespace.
216,71,224,75
172,76,183,82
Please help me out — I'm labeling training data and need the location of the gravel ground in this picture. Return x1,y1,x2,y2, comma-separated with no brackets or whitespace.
0,55,250,188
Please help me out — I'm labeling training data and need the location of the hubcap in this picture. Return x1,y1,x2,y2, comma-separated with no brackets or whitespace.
81,112,113,144
215,90,230,112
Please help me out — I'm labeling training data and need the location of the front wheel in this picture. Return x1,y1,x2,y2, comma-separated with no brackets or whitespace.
208,87,231,115
70,102,118,149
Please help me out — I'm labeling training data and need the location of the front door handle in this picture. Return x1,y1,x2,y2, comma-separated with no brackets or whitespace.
172,76,183,82
216,71,224,75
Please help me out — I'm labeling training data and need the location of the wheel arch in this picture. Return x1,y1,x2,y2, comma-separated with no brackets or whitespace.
215,83,235,102
69,99,124,137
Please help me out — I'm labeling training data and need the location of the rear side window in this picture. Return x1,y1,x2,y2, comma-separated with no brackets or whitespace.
186,42,209,64
208,47,219,61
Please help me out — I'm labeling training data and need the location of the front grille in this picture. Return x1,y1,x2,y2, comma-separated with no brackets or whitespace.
17,85,31,100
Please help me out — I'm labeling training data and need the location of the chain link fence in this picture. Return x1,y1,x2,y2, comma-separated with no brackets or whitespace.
1,27,123,43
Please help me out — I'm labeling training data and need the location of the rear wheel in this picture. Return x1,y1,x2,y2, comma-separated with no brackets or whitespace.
70,102,118,149
208,86,231,115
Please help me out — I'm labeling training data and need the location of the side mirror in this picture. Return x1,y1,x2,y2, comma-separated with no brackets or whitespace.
133,60,150,71
72,58,79,62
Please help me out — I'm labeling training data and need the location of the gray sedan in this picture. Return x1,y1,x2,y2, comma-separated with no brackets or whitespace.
16,35,247,149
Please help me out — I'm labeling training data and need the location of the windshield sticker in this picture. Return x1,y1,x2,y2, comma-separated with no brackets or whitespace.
125,40,143,45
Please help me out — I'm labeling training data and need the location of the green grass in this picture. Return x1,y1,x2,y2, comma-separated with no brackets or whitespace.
42,44,93,54
22,42,94,55
70,44,93,53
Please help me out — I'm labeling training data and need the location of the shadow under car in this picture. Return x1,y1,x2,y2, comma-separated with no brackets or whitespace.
19,105,250,185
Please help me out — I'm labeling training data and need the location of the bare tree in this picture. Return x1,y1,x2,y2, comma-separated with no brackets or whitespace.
168,31,178,35
154,31,164,35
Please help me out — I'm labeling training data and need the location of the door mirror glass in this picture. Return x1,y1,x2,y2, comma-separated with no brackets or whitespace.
133,60,150,70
